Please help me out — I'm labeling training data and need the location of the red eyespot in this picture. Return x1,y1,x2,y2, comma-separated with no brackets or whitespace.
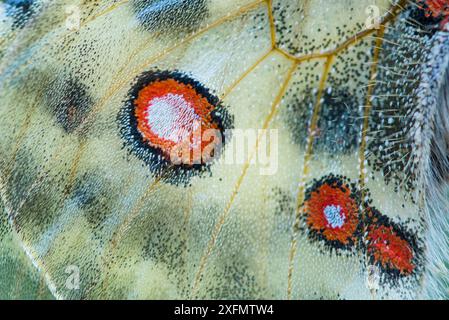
365,208,418,277
303,175,360,248
118,70,233,184
134,77,221,164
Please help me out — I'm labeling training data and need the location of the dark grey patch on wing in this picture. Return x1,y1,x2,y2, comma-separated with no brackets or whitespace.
44,75,93,134
131,0,208,35
285,87,361,155
282,38,370,155
8,152,66,237
272,0,362,56
70,171,114,231
1,0,38,28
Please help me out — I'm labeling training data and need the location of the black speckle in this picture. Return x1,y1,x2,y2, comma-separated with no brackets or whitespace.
367,6,442,196
364,207,424,285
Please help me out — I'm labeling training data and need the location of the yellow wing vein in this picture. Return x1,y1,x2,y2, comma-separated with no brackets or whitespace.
190,59,299,298
98,48,275,295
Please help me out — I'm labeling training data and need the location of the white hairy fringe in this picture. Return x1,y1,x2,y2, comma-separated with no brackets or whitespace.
419,28,449,299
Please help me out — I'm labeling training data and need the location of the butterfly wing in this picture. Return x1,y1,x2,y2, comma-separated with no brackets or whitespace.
0,0,448,299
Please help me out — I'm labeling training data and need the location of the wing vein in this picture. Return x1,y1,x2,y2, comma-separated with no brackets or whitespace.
190,59,298,298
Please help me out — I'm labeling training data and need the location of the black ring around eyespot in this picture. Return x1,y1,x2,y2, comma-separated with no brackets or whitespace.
117,70,234,185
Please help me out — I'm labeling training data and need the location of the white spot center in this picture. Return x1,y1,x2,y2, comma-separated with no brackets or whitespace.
323,205,345,229
146,93,200,143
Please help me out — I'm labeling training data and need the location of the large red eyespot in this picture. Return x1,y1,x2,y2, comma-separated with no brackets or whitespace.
134,77,221,163
118,70,233,184
303,174,361,249
365,208,422,280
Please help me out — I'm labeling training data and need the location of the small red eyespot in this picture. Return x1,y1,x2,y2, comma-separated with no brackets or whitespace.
365,209,416,276
303,175,360,248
